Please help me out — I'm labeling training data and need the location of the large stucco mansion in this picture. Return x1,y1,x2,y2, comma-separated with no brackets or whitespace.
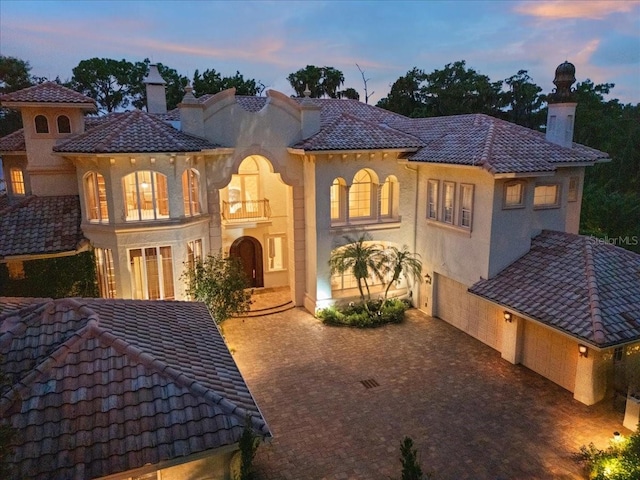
1,63,639,412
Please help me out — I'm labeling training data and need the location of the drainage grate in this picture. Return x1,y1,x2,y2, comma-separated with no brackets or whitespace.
360,378,380,389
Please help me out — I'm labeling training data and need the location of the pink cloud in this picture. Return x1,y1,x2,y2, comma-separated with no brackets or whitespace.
515,0,640,20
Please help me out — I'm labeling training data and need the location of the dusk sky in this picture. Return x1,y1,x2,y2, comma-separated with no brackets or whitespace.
1,0,639,105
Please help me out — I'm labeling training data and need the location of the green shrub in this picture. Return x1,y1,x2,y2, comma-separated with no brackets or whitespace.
576,429,640,479
317,298,408,328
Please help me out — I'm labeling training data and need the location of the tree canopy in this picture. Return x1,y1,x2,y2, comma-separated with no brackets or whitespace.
287,65,356,99
0,55,35,136
192,68,264,97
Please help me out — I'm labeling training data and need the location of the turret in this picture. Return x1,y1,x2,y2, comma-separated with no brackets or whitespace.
545,61,577,148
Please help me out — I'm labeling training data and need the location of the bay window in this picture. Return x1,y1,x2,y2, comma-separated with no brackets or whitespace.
123,171,169,221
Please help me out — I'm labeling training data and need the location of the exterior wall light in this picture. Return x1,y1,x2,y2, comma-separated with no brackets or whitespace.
425,273,432,285
578,344,588,357
503,311,512,322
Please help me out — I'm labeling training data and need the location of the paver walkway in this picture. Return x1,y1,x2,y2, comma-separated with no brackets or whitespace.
222,308,626,480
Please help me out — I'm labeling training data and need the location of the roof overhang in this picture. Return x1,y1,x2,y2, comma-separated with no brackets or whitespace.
0,150,27,156
0,239,90,264
552,159,611,168
1,101,96,111
492,171,556,179
296,147,420,156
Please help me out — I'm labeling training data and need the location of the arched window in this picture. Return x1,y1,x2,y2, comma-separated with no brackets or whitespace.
349,169,375,219
84,172,109,222
182,168,201,216
330,177,346,222
225,157,260,218
380,176,398,218
123,171,169,221
34,115,49,133
57,115,71,133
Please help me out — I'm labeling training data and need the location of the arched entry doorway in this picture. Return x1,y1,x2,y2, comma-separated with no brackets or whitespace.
230,236,264,288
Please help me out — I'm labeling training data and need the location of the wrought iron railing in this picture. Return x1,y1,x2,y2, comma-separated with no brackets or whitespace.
222,199,271,221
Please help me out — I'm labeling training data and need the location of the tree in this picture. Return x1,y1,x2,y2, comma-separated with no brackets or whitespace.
503,70,544,129
192,68,264,97
182,251,252,322
382,245,422,302
400,437,430,480
356,63,374,104
329,233,385,303
337,87,360,100
0,55,34,136
234,416,260,480
577,430,640,479
69,57,135,113
287,65,346,98
376,67,427,117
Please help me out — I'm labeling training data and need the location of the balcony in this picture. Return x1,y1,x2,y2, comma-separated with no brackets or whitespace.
222,199,271,222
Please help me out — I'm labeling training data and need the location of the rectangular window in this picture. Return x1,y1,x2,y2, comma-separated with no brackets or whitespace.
10,168,25,195
267,235,286,271
568,176,579,202
443,182,455,224
504,182,524,208
95,248,116,298
129,246,174,300
534,184,560,208
459,184,473,228
427,180,439,220
187,239,203,270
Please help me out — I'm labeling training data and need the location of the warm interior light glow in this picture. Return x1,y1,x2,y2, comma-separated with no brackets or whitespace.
578,344,588,357
504,311,512,322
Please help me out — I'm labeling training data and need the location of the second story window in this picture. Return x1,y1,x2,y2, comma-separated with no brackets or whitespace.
349,169,374,219
182,168,201,216
568,176,579,202
504,181,525,208
10,168,25,195
534,184,560,209
123,171,169,221
443,182,455,224
379,175,398,218
427,180,439,220
34,115,49,133
330,177,347,223
459,184,474,228
84,172,109,223
57,115,71,133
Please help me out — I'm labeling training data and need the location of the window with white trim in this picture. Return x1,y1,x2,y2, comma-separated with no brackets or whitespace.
186,239,203,270
84,172,108,223
443,182,455,224
95,248,116,298
330,177,346,223
129,246,174,300
182,168,201,216
459,184,473,228
427,180,439,220
534,184,560,208
123,171,169,221
568,176,579,202
349,169,374,219
503,181,525,208
267,234,286,271
10,168,25,195
57,115,71,134
34,115,48,133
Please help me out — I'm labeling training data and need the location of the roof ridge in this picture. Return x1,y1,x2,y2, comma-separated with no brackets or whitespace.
583,239,607,345
478,118,496,167
92,325,269,433
341,112,425,143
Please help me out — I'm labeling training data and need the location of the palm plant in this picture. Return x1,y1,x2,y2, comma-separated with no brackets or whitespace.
329,233,385,303
382,245,423,303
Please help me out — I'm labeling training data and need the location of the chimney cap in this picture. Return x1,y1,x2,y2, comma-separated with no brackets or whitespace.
143,64,167,85
549,61,576,103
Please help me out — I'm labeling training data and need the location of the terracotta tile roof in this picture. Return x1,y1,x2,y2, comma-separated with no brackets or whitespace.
0,297,270,479
53,109,219,153
0,195,86,258
295,113,425,151
469,230,640,347
0,81,95,106
0,128,26,152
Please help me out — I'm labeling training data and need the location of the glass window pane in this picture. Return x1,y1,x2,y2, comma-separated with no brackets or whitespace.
145,247,160,299
160,246,174,299
129,249,145,299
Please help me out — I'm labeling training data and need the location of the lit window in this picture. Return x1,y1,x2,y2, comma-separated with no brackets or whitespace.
459,184,473,228
568,176,579,202
186,239,203,270
95,248,116,298
225,157,260,218
123,171,169,221
10,168,25,195
504,182,524,208
380,176,398,218
7,261,25,280
349,169,373,218
330,177,346,222
57,115,71,133
267,235,286,271
84,172,108,223
534,184,560,208
427,180,439,220
34,115,49,133
443,182,455,224
129,246,174,300
182,168,201,216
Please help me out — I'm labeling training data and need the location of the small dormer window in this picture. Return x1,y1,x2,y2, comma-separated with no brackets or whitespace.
34,115,49,133
57,115,71,133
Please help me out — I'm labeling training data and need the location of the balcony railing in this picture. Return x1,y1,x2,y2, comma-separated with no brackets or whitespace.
222,199,271,221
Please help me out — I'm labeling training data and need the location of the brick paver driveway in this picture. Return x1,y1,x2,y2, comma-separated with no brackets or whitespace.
222,308,625,480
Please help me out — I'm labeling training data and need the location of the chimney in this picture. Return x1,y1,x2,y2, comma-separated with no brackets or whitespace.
300,85,320,139
546,61,577,148
179,82,204,138
143,64,167,114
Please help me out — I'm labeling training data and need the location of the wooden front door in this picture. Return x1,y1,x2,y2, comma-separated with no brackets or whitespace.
230,236,264,288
